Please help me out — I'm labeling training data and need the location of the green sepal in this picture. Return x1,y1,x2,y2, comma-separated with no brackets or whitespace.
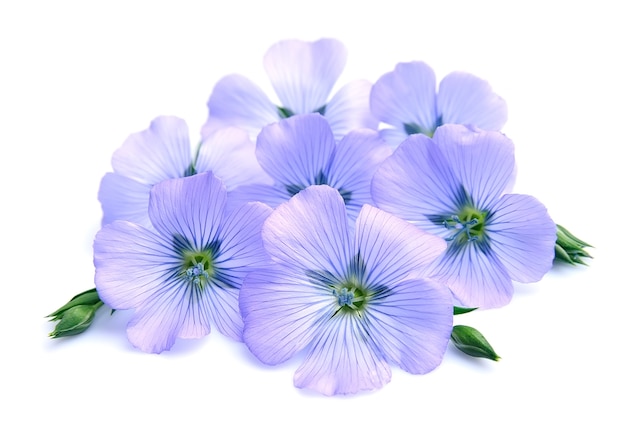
46,288,101,320
451,325,500,361
48,303,102,338
453,306,477,315
554,224,593,266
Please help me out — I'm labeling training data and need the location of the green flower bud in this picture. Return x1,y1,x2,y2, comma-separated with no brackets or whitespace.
48,303,101,338
451,325,500,361
47,288,104,338
554,224,593,266
453,306,477,315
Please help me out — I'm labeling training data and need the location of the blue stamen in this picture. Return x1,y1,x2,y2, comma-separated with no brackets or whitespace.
444,215,480,242
333,287,355,307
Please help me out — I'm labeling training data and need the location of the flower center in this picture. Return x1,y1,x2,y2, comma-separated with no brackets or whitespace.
332,284,367,313
180,251,216,290
443,206,487,243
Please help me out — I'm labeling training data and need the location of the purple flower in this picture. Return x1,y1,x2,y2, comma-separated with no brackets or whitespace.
201,38,377,141
98,115,270,228
93,172,272,353
227,113,392,224
370,61,508,147
371,124,556,308
239,185,453,396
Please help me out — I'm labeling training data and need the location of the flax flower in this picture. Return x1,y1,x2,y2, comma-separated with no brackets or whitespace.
240,185,452,396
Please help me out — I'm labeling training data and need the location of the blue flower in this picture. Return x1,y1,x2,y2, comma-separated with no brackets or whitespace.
98,115,270,228
239,185,453,396
201,38,378,141
93,172,272,353
227,113,392,224
371,124,556,308
370,61,508,147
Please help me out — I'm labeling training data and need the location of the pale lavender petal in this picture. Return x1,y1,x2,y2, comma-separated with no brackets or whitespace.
263,38,346,114
240,267,336,365
487,194,556,283
431,242,514,308
93,220,179,310
201,74,279,139
378,127,410,149
371,134,461,237
294,314,391,396
355,205,447,286
195,126,272,189
262,185,352,277
324,79,379,140
366,278,452,374
433,124,516,207
437,71,508,131
148,172,227,250
125,279,211,353
111,116,191,184
326,129,392,221
370,61,437,133
226,183,291,213
98,172,152,227
255,113,335,189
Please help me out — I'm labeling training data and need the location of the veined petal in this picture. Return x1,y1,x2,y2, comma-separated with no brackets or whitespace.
202,282,243,342
148,172,227,250
294,314,391,396
125,280,210,353
378,127,411,149
226,183,292,215
324,79,379,140
264,38,347,114
355,205,447,286
437,71,508,131
202,74,279,139
98,172,152,227
431,241,514,309
366,278,452,374
240,266,337,365
111,116,191,184
262,185,352,278
326,129,392,222
433,125,516,207
371,134,462,235
256,113,335,189
93,221,181,310
487,194,556,283
370,61,438,133
195,126,272,189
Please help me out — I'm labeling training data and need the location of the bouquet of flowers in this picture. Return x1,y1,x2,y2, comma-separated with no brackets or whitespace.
45,38,592,396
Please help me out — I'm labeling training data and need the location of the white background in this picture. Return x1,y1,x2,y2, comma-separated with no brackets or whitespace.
1,1,623,432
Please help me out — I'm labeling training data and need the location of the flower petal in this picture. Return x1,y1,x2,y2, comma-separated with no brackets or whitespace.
326,129,392,222
226,183,292,213
111,116,191,184
201,74,279,139
432,124,516,207
255,113,335,190
93,221,179,310
148,172,227,250
195,126,272,189
431,241,514,309
355,204,447,287
262,185,352,278
98,172,152,227
437,71,508,131
487,194,556,283
371,134,462,237
367,278,452,374
370,61,438,133
324,79,379,140
263,38,346,114
240,266,336,365
293,314,391,396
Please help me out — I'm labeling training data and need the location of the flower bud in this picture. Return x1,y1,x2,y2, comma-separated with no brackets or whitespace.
47,288,104,338
451,325,500,361
554,224,593,265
